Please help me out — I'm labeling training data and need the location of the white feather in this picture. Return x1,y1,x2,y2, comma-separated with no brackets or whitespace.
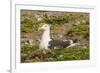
39,24,51,49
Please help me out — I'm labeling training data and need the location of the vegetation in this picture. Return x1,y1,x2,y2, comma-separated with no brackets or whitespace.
21,45,89,63
21,10,90,63
66,22,89,36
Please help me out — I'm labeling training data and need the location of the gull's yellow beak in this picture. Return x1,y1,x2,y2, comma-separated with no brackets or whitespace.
38,27,45,31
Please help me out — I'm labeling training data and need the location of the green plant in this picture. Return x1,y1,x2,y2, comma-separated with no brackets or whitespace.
21,46,89,63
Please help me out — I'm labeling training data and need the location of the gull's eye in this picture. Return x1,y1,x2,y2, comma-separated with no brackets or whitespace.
45,25,48,27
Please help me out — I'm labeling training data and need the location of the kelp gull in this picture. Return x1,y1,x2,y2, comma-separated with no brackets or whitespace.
38,24,80,49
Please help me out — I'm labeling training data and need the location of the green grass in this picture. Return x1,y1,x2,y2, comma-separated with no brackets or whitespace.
21,45,89,63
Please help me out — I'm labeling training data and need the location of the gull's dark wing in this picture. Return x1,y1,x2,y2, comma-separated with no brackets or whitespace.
48,40,71,49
